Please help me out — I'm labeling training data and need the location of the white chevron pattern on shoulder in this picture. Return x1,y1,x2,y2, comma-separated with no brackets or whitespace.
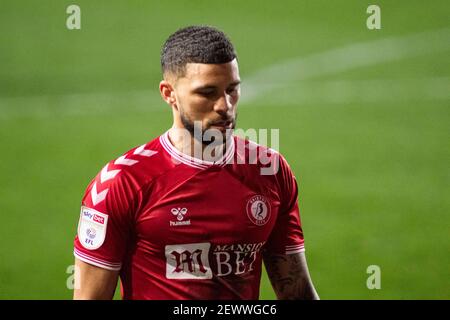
100,164,121,183
91,182,109,206
91,151,142,206
134,144,158,157
115,155,139,166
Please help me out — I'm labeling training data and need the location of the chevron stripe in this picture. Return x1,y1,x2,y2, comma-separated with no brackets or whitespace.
134,144,158,157
91,182,108,206
114,155,138,166
100,164,121,183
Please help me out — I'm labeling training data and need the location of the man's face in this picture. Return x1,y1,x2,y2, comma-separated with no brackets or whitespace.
172,59,240,143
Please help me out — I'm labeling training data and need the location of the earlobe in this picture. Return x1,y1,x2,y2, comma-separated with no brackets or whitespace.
159,79,180,111
169,92,176,105
171,99,178,111
159,80,174,106
168,92,178,110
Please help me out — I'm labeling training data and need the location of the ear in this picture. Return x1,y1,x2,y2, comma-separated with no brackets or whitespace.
159,80,177,109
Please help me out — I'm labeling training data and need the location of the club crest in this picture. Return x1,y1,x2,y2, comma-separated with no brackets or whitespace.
246,195,271,226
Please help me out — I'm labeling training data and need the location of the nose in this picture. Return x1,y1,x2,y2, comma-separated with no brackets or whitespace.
213,93,233,115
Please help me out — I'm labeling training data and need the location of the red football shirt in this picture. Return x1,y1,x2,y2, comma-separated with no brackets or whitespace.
74,131,305,299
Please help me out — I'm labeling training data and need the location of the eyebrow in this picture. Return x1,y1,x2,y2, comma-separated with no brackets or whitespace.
193,81,241,91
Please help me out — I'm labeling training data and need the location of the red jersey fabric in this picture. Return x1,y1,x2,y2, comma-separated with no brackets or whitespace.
74,131,305,299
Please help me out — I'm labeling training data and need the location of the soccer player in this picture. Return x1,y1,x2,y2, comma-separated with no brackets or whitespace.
73,25,319,300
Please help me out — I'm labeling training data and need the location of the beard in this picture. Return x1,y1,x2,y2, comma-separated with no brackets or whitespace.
179,109,237,147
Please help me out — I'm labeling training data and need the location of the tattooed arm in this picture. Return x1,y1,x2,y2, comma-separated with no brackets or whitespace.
263,251,319,300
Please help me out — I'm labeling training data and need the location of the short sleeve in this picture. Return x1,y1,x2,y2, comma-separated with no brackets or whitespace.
264,155,305,255
74,163,138,270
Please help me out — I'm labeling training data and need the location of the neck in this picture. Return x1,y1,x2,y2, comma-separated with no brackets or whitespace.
167,126,229,162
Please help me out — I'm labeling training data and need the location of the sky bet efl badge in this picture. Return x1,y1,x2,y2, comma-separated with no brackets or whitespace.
78,206,108,250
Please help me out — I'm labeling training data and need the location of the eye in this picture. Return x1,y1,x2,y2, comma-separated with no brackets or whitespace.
197,90,215,98
226,87,239,95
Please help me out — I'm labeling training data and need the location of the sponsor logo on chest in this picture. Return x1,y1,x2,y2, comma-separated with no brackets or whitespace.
165,241,266,280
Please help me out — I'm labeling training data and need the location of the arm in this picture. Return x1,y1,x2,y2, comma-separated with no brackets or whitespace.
73,258,119,300
263,251,319,300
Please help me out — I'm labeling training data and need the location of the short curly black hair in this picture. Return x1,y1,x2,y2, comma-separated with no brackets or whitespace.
161,25,237,77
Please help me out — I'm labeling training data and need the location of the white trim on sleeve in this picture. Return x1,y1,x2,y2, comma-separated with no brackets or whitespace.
74,248,122,271
285,244,305,255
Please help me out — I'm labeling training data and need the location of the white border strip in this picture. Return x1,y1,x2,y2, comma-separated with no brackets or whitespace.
286,248,306,255
159,133,207,169
159,131,235,169
286,244,305,255
74,248,122,271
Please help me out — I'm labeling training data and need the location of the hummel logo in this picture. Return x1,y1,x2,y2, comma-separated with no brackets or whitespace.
170,208,191,227
171,207,188,221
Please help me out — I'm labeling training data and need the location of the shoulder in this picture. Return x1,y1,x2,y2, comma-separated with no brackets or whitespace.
233,135,291,177
82,135,173,209
103,135,171,185
232,136,298,200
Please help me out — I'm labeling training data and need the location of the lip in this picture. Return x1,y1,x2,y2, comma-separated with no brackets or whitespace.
211,122,232,131
212,121,232,127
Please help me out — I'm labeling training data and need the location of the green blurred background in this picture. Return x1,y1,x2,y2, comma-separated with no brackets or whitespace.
0,0,449,299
